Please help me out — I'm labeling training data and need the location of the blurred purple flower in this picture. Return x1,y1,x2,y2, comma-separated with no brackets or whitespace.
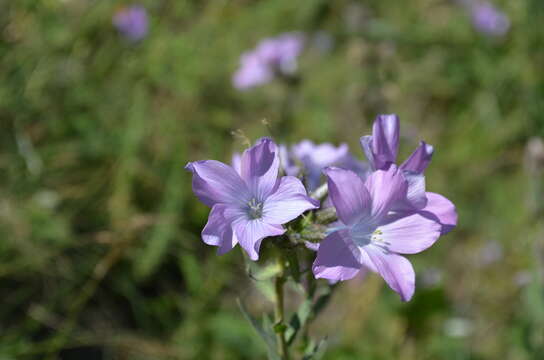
313,166,443,301
113,5,149,42
186,138,319,260
360,114,457,234
278,144,300,176
292,140,349,191
469,2,510,36
233,33,304,89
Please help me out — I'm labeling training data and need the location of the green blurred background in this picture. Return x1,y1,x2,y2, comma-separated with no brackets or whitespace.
1,0,544,359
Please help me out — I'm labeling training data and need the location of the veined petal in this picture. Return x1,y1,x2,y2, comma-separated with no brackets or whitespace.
377,212,441,254
359,135,375,170
232,219,285,260
324,167,371,225
312,229,362,281
400,141,434,174
420,192,458,234
263,176,319,224
363,246,415,301
241,137,280,200
185,160,250,207
402,172,427,210
202,204,239,255
231,153,242,176
371,114,400,169
365,165,408,220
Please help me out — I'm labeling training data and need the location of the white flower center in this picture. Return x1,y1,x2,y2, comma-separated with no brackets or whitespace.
247,198,264,219
350,222,387,248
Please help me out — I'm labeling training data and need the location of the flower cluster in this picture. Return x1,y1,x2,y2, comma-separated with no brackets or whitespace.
186,115,457,301
232,33,304,90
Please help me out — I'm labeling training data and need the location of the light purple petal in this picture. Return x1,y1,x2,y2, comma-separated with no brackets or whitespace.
304,241,320,252
365,165,407,220
377,212,441,254
202,204,239,255
232,219,285,260
363,246,415,302
278,145,299,176
185,160,249,207
324,167,371,226
312,230,362,281
240,138,280,200
400,141,434,174
231,153,242,176
292,140,350,190
263,176,319,224
360,135,375,168
293,140,349,168
371,114,400,169
232,53,273,89
420,192,458,234
403,172,427,210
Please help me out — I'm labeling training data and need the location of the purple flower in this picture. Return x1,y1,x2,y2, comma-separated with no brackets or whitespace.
292,140,350,190
313,166,444,301
113,5,149,42
470,2,510,37
186,138,319,260
233,33,304,90
360,114,457,234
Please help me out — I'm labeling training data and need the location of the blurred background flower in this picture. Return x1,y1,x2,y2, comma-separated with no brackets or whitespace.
113,5,149,42
460,0,510,36
233,32,304,89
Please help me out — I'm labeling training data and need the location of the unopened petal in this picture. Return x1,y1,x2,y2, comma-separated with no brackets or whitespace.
371,114,400,169
400,141,434,174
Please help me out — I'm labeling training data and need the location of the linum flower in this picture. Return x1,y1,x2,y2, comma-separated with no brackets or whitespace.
186,138,319,260
360,114,457,234
113,5,149,42
313,166,443,301
233,33,304,90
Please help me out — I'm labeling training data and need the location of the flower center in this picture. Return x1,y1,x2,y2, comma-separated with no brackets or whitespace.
247,198,264,219
350,223,386,248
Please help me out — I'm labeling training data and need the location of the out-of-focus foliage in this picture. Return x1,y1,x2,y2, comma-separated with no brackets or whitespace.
0,0,543,359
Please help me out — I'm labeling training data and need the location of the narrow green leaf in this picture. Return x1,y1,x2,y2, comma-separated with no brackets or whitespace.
286,299,312,344
302,337,327,360
237,299,280,360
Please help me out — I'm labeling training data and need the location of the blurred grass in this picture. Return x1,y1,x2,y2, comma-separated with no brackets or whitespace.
1,0,544,359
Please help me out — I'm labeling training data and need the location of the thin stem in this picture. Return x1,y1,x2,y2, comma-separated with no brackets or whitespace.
274,257,289,360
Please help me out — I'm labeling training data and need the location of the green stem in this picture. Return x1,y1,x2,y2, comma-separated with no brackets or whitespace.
274,257,289,360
